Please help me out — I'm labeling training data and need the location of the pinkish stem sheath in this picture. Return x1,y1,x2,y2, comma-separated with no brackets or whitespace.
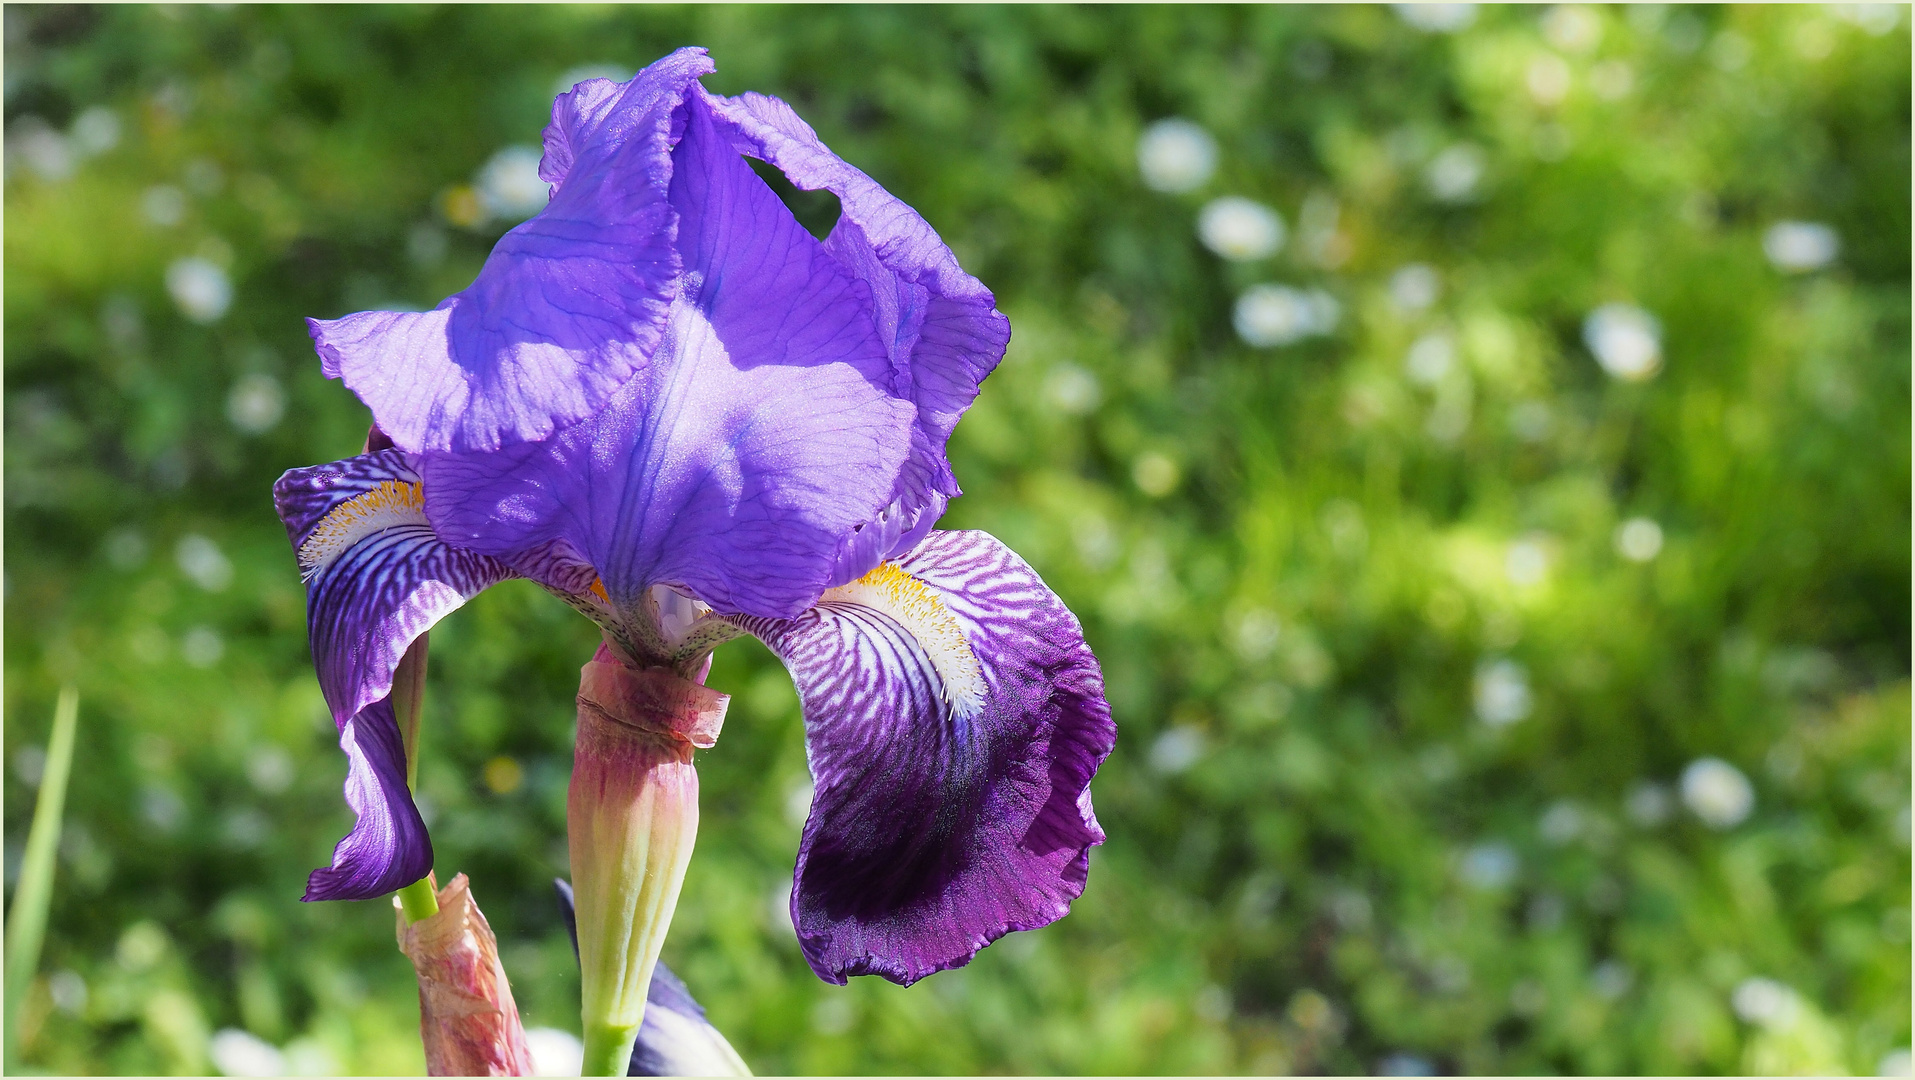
569,642,728,1076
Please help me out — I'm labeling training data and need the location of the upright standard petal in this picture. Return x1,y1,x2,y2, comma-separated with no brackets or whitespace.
274,452,514,900
422,91,913,621
307,48,716,454
736,531,1114,985
705,90,1012,581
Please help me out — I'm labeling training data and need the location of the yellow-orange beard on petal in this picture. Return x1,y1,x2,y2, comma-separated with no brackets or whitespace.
298,480,429,580
821,562,986,719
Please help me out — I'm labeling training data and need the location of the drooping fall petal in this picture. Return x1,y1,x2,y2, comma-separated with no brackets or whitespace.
735,530,1114,985
275,451,514,727
304,697,432,900
274,451,512,899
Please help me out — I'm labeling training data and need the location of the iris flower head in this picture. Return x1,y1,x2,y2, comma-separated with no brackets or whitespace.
274,47,1114,986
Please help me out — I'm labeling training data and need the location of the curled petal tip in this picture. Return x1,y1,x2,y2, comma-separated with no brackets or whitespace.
300,699,434,902
306,316,344,379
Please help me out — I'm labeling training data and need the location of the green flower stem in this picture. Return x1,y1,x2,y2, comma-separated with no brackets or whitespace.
396,876,440,923
5,687,79,1069
582,1021,642,1079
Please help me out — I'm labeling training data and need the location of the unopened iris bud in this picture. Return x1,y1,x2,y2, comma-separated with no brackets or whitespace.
570,643,727,1076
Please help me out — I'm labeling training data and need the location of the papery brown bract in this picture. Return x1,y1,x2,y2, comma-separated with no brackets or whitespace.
394,873,534,1077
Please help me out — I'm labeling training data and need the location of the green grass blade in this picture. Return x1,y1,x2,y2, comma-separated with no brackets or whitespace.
5,686,80,1068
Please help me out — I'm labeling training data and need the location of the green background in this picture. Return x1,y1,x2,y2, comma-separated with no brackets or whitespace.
5,4,1909,1075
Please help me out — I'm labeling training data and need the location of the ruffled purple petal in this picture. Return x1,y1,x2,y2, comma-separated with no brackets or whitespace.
421,91,912,620
705,90,1011,583
306,517,512,727
274,453,514,899
307,48,716,454
737,530,1113,985
303,697,433,901
540,77,634,190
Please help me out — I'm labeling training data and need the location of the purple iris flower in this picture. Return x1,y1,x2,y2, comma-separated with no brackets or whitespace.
274,47,1114,986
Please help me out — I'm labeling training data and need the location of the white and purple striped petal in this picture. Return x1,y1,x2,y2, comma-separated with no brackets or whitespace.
277,452,515,725
738,530,1113,985
306,48,715,454
274,452,514,899
705,90,1012,583
419,91,913,621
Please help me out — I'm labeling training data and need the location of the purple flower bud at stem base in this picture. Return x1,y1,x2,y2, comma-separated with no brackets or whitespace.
394,873,534,1076
570,643,727,1076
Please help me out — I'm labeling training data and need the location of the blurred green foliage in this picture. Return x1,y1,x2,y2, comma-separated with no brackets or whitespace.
4,4,1909,1075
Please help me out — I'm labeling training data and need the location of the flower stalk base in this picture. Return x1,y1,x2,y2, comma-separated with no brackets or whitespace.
570,643,728,1077
396,876,440,923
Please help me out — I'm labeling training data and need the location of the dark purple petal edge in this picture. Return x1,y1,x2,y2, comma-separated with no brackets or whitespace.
740,529,1113,985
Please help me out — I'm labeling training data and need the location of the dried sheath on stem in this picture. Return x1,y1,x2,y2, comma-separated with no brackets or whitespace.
395,873,534,1076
